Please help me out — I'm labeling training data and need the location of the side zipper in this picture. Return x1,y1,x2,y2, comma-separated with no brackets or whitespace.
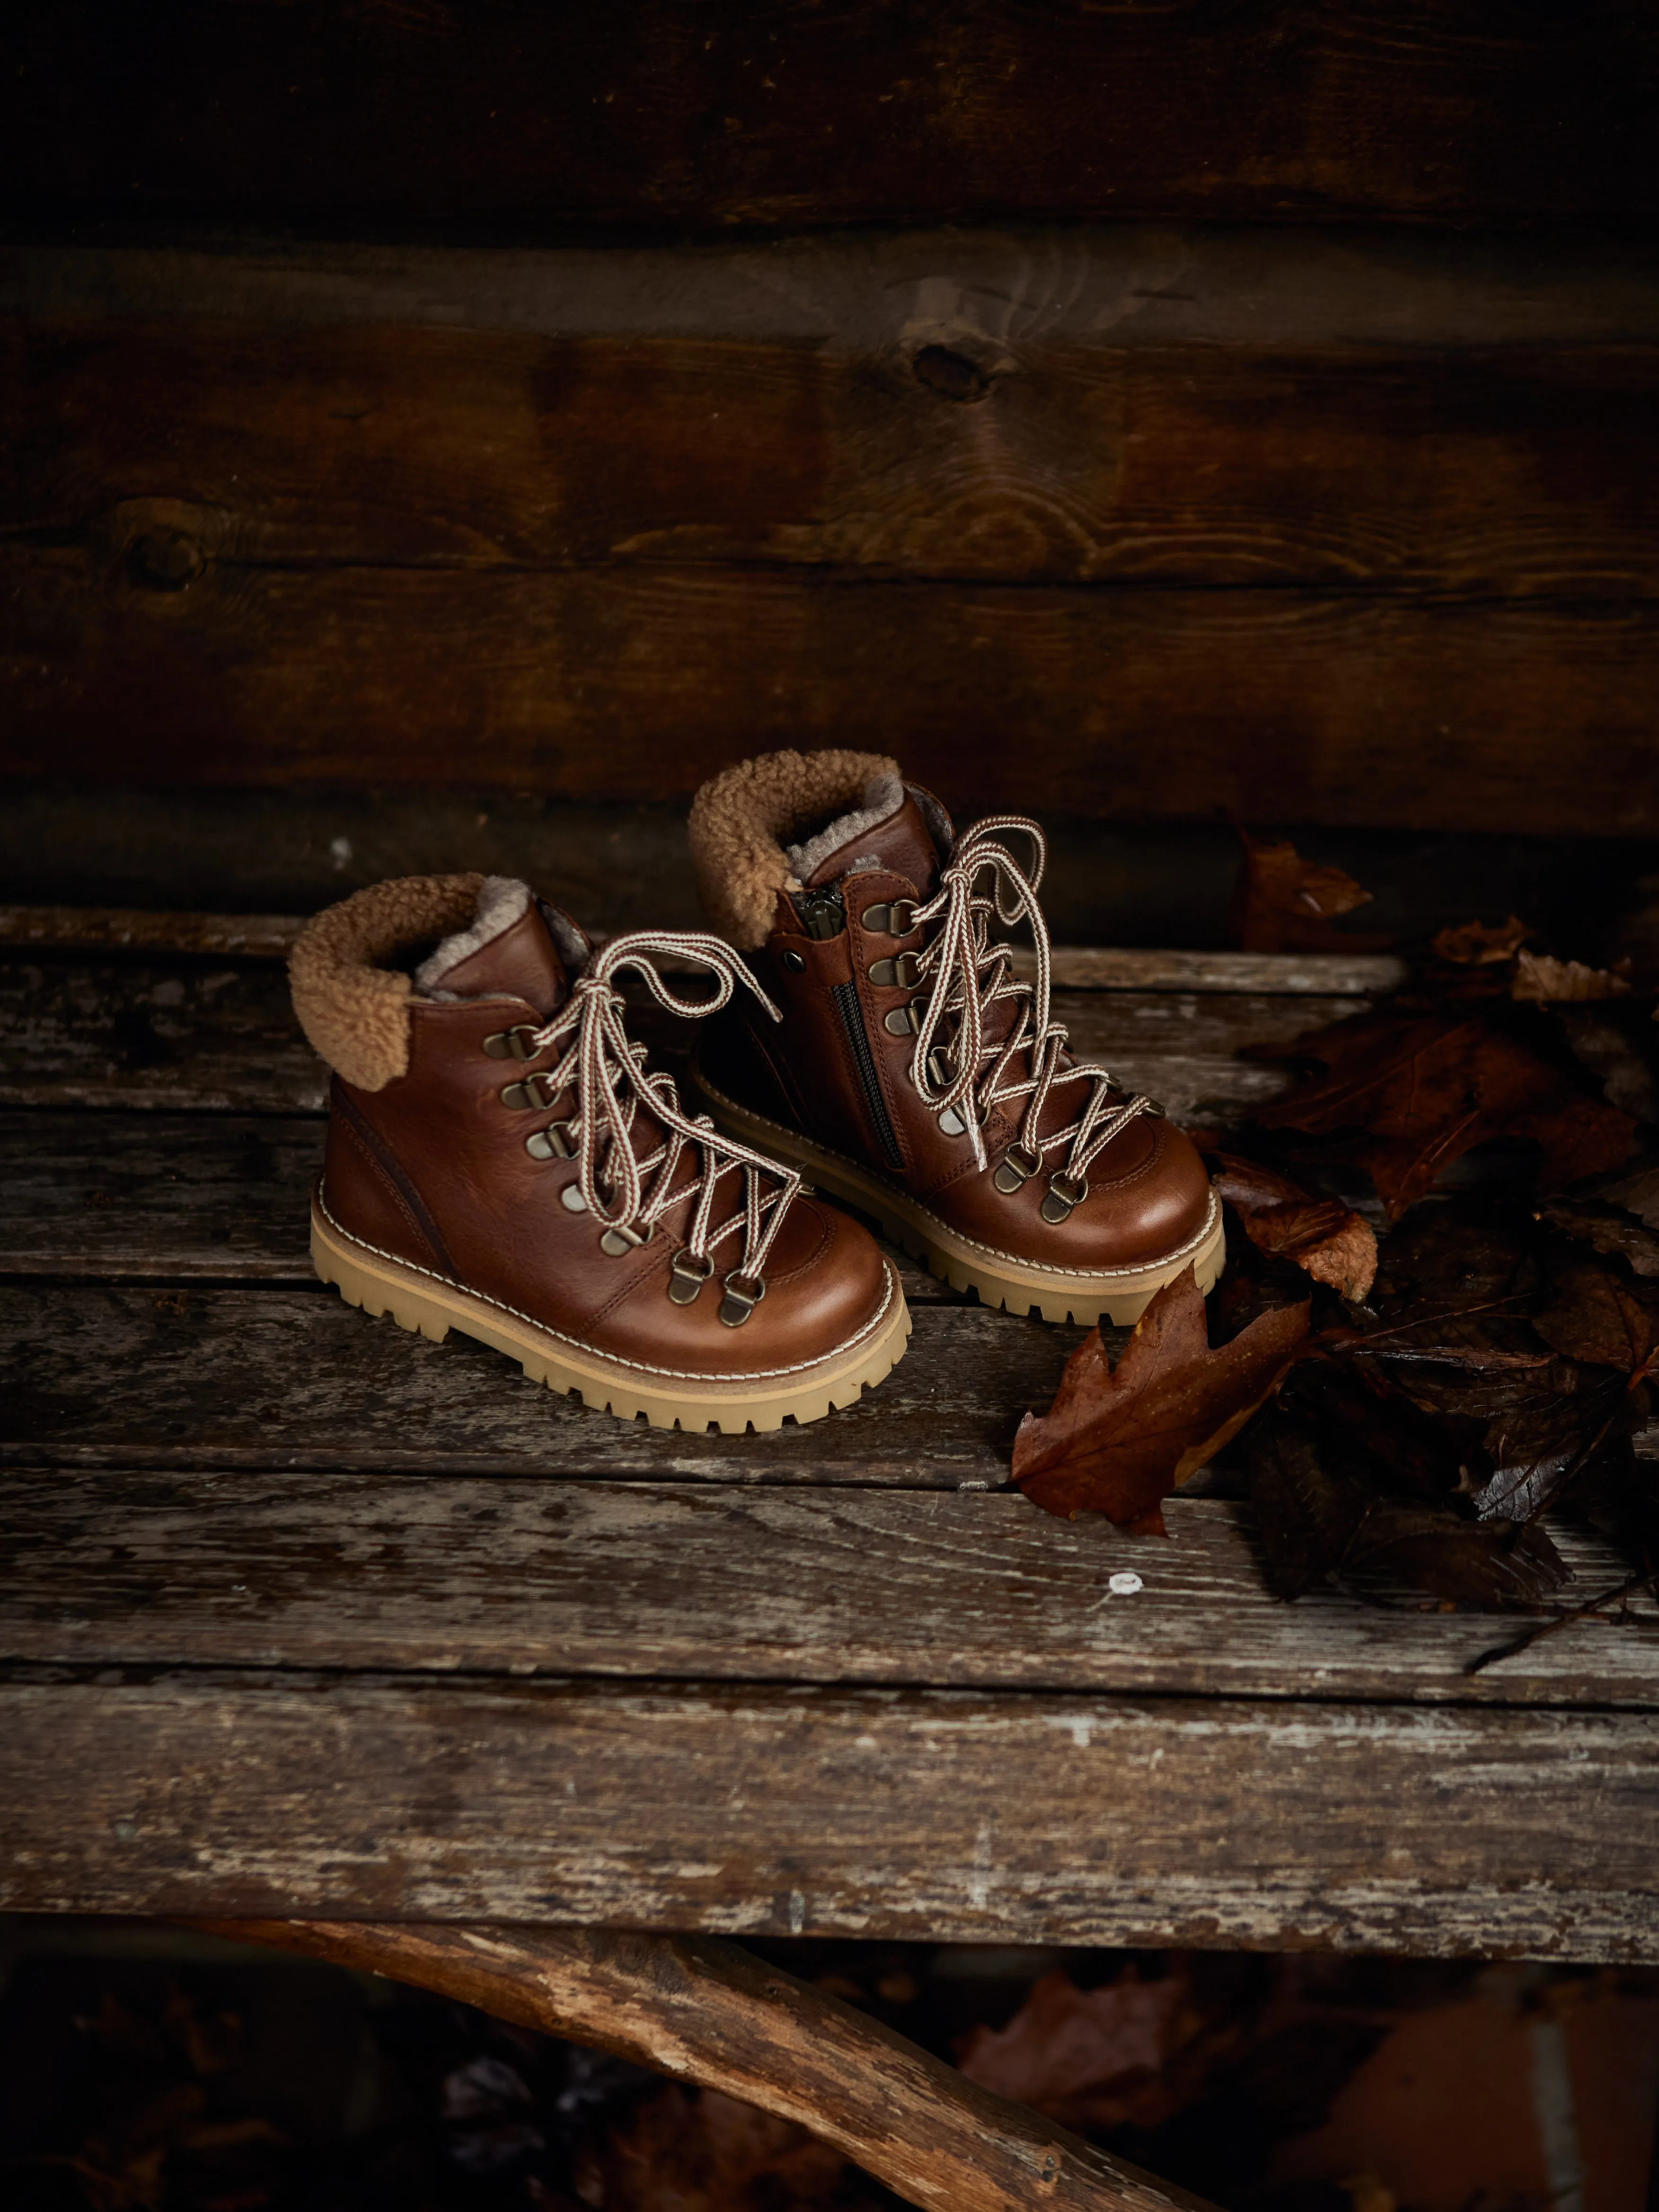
794,888,905,1174
832,977,904,1172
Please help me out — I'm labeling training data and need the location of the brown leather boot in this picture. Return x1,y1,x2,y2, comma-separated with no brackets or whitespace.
687,752,1223,1326
289,873,909,1430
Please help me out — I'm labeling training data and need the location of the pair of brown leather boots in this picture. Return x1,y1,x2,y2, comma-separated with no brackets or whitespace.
290,750,1222,1433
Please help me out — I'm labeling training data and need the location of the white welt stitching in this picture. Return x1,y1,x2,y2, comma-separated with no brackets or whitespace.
316,1186,898,1386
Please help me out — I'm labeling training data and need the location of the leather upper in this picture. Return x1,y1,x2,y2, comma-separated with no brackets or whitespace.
320,900,895,1384
697,789,1216,1276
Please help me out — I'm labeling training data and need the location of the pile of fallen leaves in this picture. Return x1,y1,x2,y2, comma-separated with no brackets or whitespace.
1015,841,1659,1613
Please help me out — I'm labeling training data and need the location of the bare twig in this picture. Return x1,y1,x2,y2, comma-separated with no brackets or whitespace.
1465,1571,1659,1675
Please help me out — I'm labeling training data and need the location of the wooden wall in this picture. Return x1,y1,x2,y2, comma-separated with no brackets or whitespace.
4,4,1659,837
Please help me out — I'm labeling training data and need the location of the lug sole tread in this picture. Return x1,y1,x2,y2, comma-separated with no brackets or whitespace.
313,1204,911,1433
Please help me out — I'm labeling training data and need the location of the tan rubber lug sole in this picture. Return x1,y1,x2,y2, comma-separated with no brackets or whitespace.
692,1078,1225,1327
310,1200,912,1433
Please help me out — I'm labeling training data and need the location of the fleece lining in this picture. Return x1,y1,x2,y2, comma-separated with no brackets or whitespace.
414,876,532,991
290,873,485,1091
688,749,904,949
785,773,904,884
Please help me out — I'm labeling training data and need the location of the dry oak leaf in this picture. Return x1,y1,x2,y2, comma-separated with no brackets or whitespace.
1432,915,1530,966
1512,950,1632,1003
1013,1263,1310,1530
1211,1153,1378,1300
1231,828,1388,956
1249,1010,1636,1217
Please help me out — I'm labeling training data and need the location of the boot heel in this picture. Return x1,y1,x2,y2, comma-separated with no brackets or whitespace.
312,1212,452,1344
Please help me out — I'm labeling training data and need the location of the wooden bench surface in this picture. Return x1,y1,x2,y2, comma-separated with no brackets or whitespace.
4,921,1658,1960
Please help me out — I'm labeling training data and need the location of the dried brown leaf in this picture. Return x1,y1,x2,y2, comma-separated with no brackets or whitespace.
1210,1155,1378,1299
1013,1264,1310,1527
1432,915,1530,966
1342,1501,1567,1605
1512,951,1632,1003
1245,1408,1375,1599
956,1969,1190,2132
577,2085,880,2212
1533,1260,1657,1372
1554,1003,1659,1121
1537,1194,1659,1278
1232,830,1385,955
1249,1010,1636,1215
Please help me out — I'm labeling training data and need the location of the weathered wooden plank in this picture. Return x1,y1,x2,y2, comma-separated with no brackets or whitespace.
0,909,1409,995
5,1669,1657,1957
7,7,1657,229
0,1113,322,1280
0,958,323,1110
0,960,1319,1114
15,232,1659,360
1030,950,1406,997
215,1920,1217,2212
0,1109,952,1307
6,1471,1657,1710
13,319,1659,595
0,789,1637,957
0,905,302,958
7,555,1654,835
0,1285,1079,1486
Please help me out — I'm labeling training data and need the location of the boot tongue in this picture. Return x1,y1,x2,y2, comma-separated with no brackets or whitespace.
415,878,570,1018
804,790,941,898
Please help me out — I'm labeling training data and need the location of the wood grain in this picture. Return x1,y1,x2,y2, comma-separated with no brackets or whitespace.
7,4,1657,229
17,231,1659,353
207,1920,1217,2212
0,905,303,958
0,909,1408,994
6,1471,1657,1710
0,1114,323,1281
7,552,1655,835
6,1668,1658,1957
0,960,1321,1116
13,319,1659,595
0,1284,1078,1487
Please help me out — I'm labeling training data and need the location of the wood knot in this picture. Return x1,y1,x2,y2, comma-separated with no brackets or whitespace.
911,344,991,402
125,528,205,592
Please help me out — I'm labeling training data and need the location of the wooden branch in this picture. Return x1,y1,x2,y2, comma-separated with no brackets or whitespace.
192,1918,1219,2212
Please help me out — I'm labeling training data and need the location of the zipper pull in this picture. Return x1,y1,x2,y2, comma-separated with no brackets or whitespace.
792,888,847,941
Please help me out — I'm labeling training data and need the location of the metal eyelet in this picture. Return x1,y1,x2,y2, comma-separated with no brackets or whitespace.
883,1002,921,1036
483,1025,540,1061
780,947,807,972
600,1222,652,1256
938,1105,968,1137
992,1142,1043,1195
868,952,922,989
667,1249,714,1305
1040,1172,1088,1224
719,1271,767,1327
862,900,917,937
560,1184,589,1214
525,1121,575,1161
501,1072,558,1111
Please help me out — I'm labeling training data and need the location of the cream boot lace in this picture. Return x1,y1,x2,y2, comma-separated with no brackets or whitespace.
905,817,1159,1220
521,931,802,1320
